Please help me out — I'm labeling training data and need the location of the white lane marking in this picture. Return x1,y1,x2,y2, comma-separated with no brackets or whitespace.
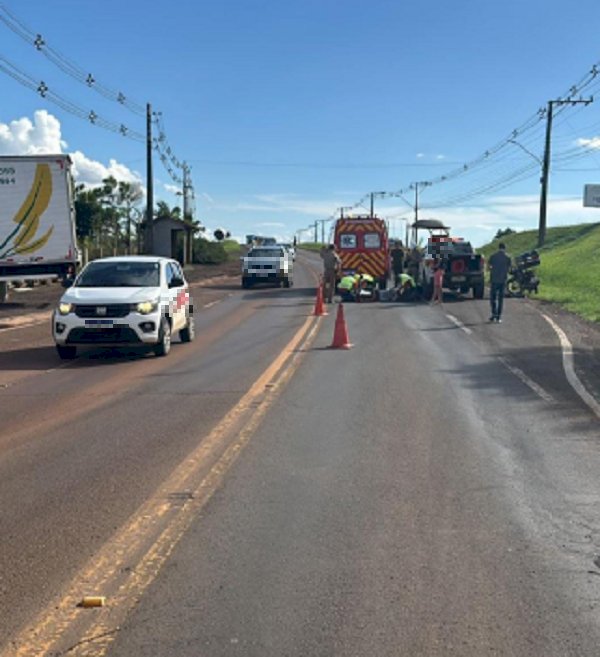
541,313,600,419
203,300,221,309
497,356,554,403
445,312,473,335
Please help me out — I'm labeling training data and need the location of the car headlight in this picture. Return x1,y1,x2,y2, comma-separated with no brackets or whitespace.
58,302,73,315
136,300,158,315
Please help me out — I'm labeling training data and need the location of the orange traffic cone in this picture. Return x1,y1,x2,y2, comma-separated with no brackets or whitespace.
330,303,352,349
313,280,327,316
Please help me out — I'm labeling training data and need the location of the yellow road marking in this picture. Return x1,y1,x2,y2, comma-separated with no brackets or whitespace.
2,313,321,657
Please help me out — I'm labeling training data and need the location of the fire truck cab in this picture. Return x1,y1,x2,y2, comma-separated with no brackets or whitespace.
333,215,390,289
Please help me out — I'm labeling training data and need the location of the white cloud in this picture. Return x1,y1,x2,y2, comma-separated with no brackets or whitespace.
70,151,142,188
577,136,600,150
256,221,285,227
0,109,143,189
416,153,425,159
0,109,67,154
163,183,181,195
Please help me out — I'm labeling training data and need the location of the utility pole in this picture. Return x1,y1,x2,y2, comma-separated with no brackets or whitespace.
411,181,431,244
369,192,385,218
538,97,593,247
321,220,325,244
314,221,318,243
145,102,154,254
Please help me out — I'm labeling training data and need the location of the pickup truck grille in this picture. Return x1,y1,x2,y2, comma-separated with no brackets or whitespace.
74,304,131,318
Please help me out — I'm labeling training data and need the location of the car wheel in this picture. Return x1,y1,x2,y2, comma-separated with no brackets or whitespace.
179,313,195,343
154,317,171,357
283,277,291,288
56,344,77,360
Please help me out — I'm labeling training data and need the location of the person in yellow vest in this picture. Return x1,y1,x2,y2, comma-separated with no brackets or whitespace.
396,272,417,301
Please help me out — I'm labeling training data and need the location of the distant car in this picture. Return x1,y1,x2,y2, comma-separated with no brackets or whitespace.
242,246,293,288
52,256,194,359
279,243,296,260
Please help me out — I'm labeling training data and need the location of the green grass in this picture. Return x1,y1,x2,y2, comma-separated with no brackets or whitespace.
478,223,600,322
222,239,242,255
298,242,326,252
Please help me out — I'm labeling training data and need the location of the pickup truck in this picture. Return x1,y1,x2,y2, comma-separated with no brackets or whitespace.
421,237,485,299
241,245,293,288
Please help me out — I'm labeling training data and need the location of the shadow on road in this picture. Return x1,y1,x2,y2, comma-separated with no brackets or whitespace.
440,344,600,428
241,286,316,301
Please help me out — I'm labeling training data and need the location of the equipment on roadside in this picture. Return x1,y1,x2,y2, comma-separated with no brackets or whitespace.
506,250,540,297
330,303,352,349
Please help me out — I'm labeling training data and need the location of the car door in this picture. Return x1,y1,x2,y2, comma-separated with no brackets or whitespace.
167,261,188,331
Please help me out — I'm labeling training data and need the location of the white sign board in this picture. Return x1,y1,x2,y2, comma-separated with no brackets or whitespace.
583,184,600,208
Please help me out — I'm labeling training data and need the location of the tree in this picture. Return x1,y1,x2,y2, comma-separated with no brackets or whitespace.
494,227,515,240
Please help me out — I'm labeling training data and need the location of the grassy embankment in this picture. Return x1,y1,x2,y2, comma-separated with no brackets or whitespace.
478,223,600,322
298,243,325,252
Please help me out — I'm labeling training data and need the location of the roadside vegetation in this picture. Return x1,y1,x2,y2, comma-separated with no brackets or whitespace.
479,223,600,322
298,242,325,252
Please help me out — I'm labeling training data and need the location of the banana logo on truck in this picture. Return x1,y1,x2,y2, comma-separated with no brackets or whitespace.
0,163,54,259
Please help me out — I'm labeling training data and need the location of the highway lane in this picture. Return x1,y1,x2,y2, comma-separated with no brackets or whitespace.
100,286,600,655
2,253,600,655
0,257,321,648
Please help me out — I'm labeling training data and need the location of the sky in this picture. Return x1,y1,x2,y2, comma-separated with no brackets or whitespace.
2,0,600,247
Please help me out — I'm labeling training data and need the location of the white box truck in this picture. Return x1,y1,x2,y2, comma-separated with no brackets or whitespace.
0,154,79,301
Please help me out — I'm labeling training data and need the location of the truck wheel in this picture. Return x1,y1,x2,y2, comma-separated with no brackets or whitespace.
241,277,252,289
154,317,171,357
283,277,292,288
56,344,77,360
179,313,195,343
473,283,484,299
0,282,9,303
379,276,388,290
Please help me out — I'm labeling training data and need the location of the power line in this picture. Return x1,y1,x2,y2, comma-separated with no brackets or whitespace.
0,55,145,142
0,2,145,115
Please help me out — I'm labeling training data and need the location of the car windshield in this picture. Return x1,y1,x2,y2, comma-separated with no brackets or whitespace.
76,262,161,287
248,249,284,257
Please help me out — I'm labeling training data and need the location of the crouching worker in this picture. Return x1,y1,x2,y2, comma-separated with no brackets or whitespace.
355,272,377,302
395,272,418,302
338,273,358,302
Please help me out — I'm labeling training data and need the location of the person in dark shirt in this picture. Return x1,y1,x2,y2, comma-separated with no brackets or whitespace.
390,240,405,286
487,242,512,323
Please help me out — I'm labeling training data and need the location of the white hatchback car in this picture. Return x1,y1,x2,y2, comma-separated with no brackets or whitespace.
53,256,194,359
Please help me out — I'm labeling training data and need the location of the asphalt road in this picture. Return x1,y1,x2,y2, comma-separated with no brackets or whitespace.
1,253,600,656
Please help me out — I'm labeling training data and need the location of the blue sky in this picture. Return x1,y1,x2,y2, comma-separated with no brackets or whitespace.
2,0,600,246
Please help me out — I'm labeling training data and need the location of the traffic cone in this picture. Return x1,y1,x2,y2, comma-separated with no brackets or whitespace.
330,303,352,349
313,280,327,316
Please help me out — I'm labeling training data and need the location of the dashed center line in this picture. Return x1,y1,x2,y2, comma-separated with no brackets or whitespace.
445,312,473,335
497,356,554,403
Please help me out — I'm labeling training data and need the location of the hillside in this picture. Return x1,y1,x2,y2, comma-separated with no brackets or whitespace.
478,223,600,322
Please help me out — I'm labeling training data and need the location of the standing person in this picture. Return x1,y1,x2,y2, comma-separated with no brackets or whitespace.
487,242,512,323
407,246,422,283
390,240,405,286
431,260,444,304
320,244,341,304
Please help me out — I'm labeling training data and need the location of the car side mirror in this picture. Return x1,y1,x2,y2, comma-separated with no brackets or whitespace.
62,278,74,288
169,277,184,288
